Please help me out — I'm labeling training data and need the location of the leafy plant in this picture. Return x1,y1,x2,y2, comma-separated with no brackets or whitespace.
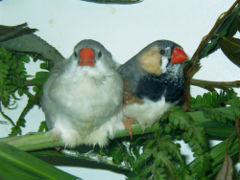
1,0,240,179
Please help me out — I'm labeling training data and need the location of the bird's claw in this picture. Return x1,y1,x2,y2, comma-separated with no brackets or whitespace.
123,118,134,139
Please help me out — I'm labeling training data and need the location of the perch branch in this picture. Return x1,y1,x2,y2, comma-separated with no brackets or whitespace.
183,0,240,111
0,131,62,151
0,107,234,152
191,79,240,90
0,124,159,151
0,109,234,176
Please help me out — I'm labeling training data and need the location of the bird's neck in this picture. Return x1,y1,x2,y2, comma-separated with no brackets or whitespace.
166,63,182,77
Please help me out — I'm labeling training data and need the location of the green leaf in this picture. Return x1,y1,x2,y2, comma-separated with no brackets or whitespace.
0,31,65,64
228,96,240,117
0,23,37,42
190,90,234,109
20,55,31,63
31,149,130,176
219,37,240,68
215,8,240,37
40,62,53,70
111,145,124,164
199,7,240,59
155,151,178,179
38,121,47,132
169,107,208,155
0,61,9,85
215,152,233,180
200,121,234,140
203,107,235,124
32,71,49,85
227,14,240,37
189,137,239,179
190,154,212,179
0,47,31,110
18,88,24,96
0,142,79,179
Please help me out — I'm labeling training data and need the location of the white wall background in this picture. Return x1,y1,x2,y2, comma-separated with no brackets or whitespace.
0,0,239,179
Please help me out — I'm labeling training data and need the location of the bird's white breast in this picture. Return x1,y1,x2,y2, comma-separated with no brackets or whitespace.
123,96,174,129
42,60,124,146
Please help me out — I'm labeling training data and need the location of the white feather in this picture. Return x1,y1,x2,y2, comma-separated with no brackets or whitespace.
42,56,124,147
161,56,169,74
123,96,175,129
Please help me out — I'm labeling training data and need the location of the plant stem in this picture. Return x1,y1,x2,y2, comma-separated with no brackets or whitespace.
235,116,240,161
114,123,160,139
191,79,240,90
0,131,62,151
0,106,15,127
183,0,240,111
0,108,234,152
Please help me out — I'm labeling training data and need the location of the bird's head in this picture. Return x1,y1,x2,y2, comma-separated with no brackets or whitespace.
138,40,188,76
72,39,115,69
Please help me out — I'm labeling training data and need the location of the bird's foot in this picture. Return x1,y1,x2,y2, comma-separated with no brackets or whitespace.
52,129,60,141
123,118,134,139
51,130,62,151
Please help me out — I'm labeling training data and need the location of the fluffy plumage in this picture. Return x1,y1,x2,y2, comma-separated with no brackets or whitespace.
118,40,188,128
42,39,124,147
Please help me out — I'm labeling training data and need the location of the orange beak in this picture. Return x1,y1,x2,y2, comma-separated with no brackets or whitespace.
170,47,188,64
79,48,95,67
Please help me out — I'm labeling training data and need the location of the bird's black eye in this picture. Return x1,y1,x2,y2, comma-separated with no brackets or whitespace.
159,49,166,55
74,51,78,58
98,51,102,58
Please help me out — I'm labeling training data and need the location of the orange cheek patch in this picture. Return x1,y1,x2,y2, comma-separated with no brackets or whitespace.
140,47,162,75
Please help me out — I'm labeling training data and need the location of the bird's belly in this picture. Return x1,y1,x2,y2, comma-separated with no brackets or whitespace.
123,97,174,128
48,74,122,125
43,73,124,147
